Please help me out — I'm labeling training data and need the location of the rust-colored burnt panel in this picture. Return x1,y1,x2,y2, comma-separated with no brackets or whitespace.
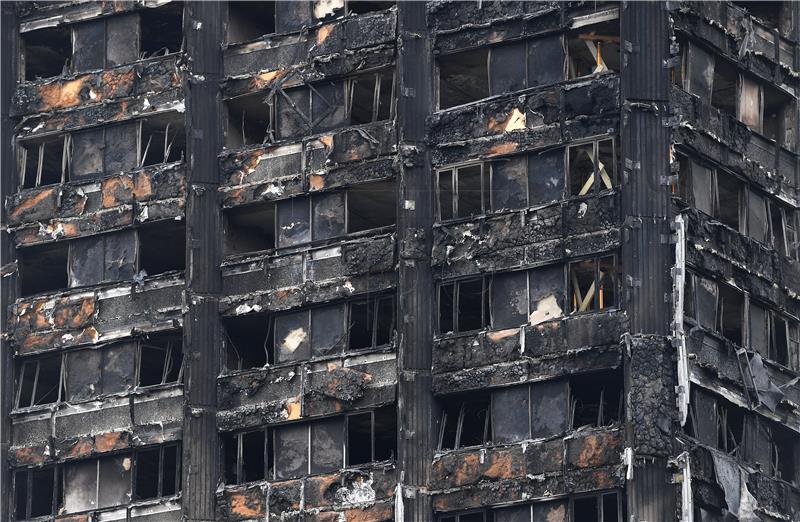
64,436,95,459
11,56,181,117
9,444,50,466
307,365,373,402
55,514,92,522
94,430,132,453
6,187,59,224
269,478,303,514
101,175,135,208
229,487,266,519
343,502,394,522
304,473,341,509
566,430,623,469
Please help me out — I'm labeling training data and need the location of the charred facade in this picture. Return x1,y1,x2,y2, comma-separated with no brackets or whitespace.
2,1,800,521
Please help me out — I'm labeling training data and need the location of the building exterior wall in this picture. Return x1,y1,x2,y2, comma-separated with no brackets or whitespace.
2,2,799,521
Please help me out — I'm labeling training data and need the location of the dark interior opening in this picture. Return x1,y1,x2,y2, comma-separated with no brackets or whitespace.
139,2,184,58
573,496,599,522
457,278,486,332
568,20,621,79
224,202,276,255
226,92,273,148
23,26,71,81
715,173,742,232
140,115,186,167
711,58,737,116
570,370,623,429
734,1,781,29
347,412,373,465
718,284,743,345
138,332,183,387
347,179,396,233
373,405,396,461
21,136,66,189
30,468,57,517
19,242,69,297
349,70,394,125
438,393,491,450
347,1,395,15
138,220,186,276
241,430,267,483
135,448,160,500
224,313,272,370
772,423,797,483
438,48,489,110
763,84,791,144
227,1,275,43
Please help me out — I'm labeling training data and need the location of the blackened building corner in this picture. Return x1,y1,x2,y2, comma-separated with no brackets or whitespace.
1,1,799,521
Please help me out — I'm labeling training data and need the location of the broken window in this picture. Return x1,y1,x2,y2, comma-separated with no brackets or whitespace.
227,1,276,43
747,191,770,244
491,156,528,212
225,91,274,147
438,510,491,522
224,313,272,370
64,454,132,512
716,399,745,456
717,284,744,346
438,393,492,450
138,220,186,276
347,406,397,465
438,277,490,334
491,385,531,444
138,332,183,387
567,18,620,79
22,25,71,81
490,270,529,329
61,446,180,514
311,416,345,474
438,48,489,110
348,295,396,351
73,18,121,71
15,354,63,409
65,342,135,402
570,370,623,429
569,256,617,314
347,179,397,233
572,492,622,522
766,85,797,151
311,303,347,357
18,241,69,297
224,201,277,255
139,3,184,58
769,423,798,484
13,466,61,519
347,70,395,125
769,313,800,370
69,230,137,287
567,139,615,196
139,116,186,167
19,135,69,188
770,204,799,260
437,163,489,220
274,309,311,363
135,444,181,500
223,428,271,484
681,42,715,101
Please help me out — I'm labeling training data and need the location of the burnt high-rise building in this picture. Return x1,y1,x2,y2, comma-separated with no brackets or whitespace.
2,1,800,521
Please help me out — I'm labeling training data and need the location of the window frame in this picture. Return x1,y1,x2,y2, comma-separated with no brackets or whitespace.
568,255,618,315
566,137,616,197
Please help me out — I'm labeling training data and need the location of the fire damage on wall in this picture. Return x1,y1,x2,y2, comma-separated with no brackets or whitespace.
1,1,800,522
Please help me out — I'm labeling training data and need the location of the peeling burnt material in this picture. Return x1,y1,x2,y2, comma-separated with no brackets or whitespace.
5,2,800,522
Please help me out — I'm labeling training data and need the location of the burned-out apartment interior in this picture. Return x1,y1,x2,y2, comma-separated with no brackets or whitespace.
3,0,800,521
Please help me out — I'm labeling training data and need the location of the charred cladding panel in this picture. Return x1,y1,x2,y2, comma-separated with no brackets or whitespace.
5,2,800,522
